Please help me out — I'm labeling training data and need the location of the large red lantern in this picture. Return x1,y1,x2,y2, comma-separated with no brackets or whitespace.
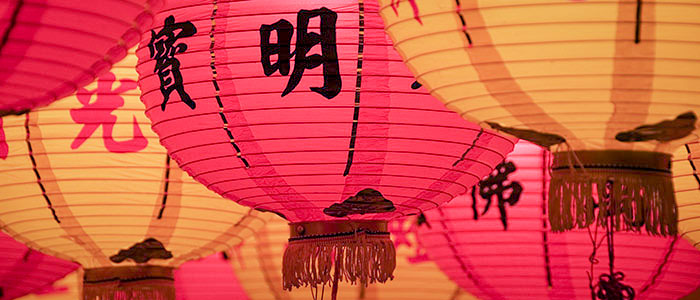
0,232,78,300
418,141,700,299
0,0,161,114
136,0,516,295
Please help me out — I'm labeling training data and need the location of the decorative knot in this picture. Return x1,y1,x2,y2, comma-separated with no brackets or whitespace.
594,272,635,300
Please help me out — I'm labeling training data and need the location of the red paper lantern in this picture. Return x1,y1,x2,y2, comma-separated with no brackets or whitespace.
136,0,516,294
174,254,249,300
0,232,77,300
0,0,161,114
418,142,700,300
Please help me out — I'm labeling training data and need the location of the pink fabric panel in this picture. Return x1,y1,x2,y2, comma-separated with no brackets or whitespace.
0,232,77,300
0,0,163,113
137,0,516,223
175,253,249,300
419,141,700,300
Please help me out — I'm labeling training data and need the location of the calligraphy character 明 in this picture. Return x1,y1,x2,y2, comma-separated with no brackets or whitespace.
148,15,197,111
260,7,341,99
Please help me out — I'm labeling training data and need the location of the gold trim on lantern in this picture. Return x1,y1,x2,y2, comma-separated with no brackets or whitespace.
283,220,396,293
289,220,389,239
552,150,671,173
83,266,175,300
549,150,677,236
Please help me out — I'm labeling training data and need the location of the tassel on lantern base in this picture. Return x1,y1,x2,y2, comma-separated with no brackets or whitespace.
549,150,677,236
83,266,175,300
282,220,396,297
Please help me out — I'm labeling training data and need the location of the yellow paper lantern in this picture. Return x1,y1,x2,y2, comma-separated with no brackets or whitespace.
0,49,266,299
378,0,700,235
231,215,476,300
673,140,700,249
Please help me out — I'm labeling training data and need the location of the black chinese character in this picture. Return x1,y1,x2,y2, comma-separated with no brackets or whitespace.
260,7,341,99
471,161,523,230
148,15,197,111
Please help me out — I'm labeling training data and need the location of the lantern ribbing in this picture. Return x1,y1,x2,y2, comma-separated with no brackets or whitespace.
137,0,516,294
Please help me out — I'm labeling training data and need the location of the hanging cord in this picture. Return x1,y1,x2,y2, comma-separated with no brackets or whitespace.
587,218,605,300
564,141,588,176
591,180,635,300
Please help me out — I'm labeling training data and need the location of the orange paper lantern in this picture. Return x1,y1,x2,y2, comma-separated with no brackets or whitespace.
0,50,265,300
378,0,700,236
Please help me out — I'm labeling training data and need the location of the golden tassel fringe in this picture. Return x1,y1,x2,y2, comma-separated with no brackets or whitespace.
282,227,396,291
549,151,678,236
83,266,175,300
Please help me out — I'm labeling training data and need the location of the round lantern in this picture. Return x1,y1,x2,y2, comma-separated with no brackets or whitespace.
0,49,266,299
136,0,516,294
231,214,477,300
0,0,163,114
673,140,700,249
418,141,700,300
378,0,700,236
0,232,78,300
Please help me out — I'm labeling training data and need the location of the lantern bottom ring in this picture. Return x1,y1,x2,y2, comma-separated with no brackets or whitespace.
282,220,396,292
83,266,175,300
549,150,677,236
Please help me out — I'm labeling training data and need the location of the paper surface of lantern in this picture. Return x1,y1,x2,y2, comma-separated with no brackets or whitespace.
672,140,700,250
231,215,477,300
174,254,249,300
378,0,700,236
0,49,266,299
15,272,81,300
0,0,163,114
418,141,700,300
136,0,516,294
0,232,78,300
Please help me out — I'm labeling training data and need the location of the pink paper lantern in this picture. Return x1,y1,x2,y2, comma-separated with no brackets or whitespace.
175,254,248,300
0,0,162,114
0,232,77,300
418,142,700,300
136,0,516,294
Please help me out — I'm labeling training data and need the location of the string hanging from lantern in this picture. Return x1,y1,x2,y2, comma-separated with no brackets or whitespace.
588,180,635,300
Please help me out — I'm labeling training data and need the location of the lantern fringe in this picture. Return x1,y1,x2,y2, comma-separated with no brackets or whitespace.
549,168,678,236
282,230,396,292
82,266,175,300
